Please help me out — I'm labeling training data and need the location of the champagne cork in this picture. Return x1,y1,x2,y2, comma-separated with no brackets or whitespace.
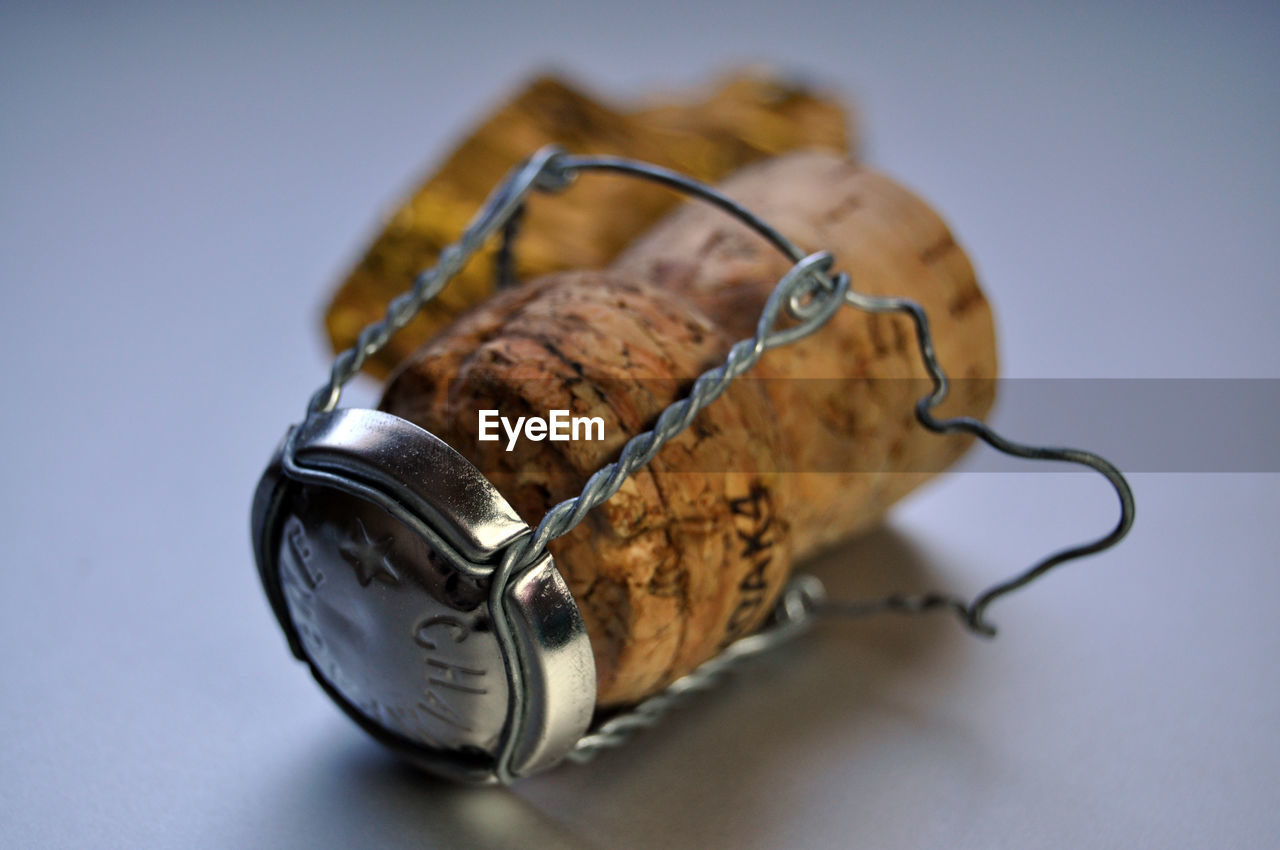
380,150,997,707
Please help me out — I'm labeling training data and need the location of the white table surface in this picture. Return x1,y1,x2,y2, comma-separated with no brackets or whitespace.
3,2,1277,847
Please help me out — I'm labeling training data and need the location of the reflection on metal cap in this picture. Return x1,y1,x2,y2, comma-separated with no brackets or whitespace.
252,409,595,783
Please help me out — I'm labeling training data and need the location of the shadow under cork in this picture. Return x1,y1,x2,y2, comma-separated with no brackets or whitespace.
243,524,971,850
233,734,605,850
516,523,977,848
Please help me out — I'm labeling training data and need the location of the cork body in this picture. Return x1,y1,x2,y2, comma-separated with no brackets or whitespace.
381,151,997,706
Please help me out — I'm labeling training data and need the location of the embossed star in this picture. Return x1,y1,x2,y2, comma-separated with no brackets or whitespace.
338,519,400,587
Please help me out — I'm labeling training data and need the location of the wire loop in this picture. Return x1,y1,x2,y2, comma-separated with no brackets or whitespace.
294,145,1136,773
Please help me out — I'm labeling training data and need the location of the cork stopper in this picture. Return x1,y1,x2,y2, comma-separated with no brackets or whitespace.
380,151,997,706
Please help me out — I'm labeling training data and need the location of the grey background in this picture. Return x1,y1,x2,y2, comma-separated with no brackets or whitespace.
2,1,1277,848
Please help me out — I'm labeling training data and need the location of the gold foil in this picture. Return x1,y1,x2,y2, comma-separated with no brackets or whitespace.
324,71,854,377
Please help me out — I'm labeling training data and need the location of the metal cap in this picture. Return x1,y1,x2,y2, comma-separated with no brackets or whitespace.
251,408,595,783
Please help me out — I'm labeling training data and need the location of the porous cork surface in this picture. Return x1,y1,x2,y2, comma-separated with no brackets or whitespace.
381,151,997,706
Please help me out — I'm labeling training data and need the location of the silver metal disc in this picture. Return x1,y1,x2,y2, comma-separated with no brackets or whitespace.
252,409,595,782
278,483,510,753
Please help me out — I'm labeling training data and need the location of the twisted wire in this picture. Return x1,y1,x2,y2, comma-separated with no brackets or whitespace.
567,575,827,762
298,145,1136,777
507,252,847,566
494,201,525,290
817,293,1137,636
305,147,564,416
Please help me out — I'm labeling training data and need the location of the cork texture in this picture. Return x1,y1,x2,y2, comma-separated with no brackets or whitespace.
381,151,997,706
